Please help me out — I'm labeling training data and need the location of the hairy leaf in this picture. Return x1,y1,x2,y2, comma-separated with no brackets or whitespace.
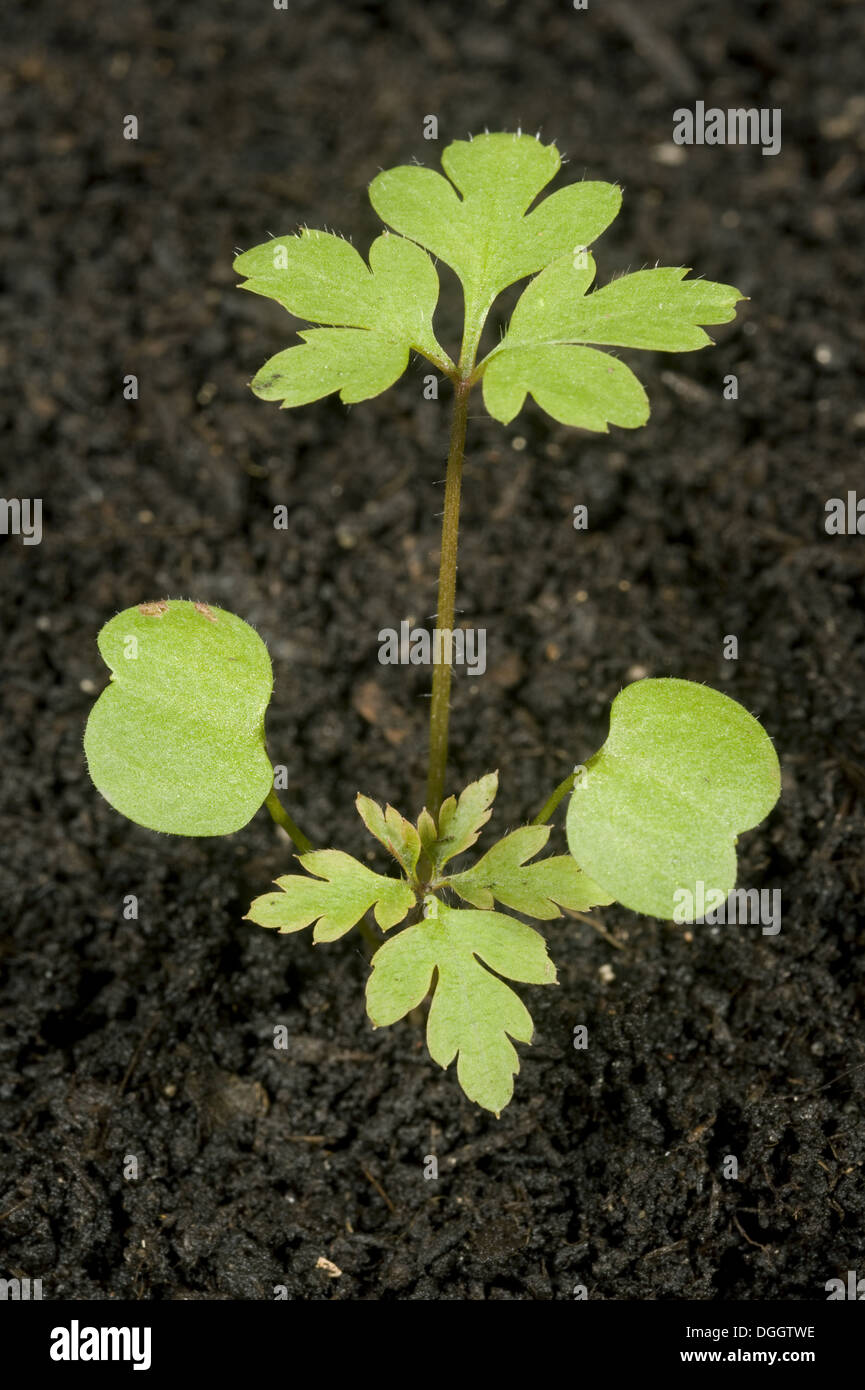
247,849,415,942
356,793,421,879
369,133,621,319
234,229,450,406
565,678,781,920
482,255,743,429
366,897,556,1113
499,255,744,352
448,825,613,918
84,600,273,837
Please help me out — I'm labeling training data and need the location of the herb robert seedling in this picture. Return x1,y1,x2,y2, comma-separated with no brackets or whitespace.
85,134,781,1115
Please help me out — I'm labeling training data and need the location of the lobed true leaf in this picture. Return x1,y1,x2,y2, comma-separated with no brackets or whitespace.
370,132,621,321
234,229,451,408
481,255,743,430
448,824,613,918
366,897,556,1114
247,849,415,943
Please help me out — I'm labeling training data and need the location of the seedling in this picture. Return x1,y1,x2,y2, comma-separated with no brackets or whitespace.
85,133,781,1114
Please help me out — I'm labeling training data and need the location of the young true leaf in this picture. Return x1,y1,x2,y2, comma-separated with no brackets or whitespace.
425,771,498,871
234,230,451,407
370,132,621,321
416,807,439,859
246,849,415,942
84,600,273,837
565,679,781,920
481,254,743,429
366,897,556,1114
356,793,421,880
447,825,613,918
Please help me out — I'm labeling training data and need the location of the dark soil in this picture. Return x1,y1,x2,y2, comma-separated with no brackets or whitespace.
2,0,864,1300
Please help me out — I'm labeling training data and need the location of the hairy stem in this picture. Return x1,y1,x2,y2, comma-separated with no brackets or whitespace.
425,378,471,820
265,787,314,854
532,770,577,826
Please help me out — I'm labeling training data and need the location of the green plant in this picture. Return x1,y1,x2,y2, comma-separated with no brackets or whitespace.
84,133,781,1114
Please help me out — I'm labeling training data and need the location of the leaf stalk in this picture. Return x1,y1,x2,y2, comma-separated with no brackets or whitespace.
265,787,314,854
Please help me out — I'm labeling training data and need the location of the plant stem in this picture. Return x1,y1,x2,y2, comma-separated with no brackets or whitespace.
265,788,313,854
532,771,577,826
425,378,471,820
